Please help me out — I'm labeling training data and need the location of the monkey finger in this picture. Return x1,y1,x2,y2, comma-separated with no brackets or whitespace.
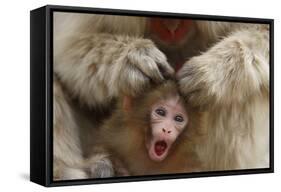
146,47,175,79
176,61,196,81
119,65,150,96
157,60,175,79
178,75,200,94
178,72,215,109
134,56,165,83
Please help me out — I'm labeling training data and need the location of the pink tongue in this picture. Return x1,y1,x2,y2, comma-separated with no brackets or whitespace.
154,141,167,156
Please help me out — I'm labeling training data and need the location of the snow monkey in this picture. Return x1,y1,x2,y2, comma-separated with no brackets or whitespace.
53,11,270,179
95,80,203,176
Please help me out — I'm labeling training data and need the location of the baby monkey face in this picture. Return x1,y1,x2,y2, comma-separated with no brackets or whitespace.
148,95,188,162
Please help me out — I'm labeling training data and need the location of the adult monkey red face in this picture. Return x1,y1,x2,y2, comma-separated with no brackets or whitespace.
149,18,194,46
147,18,194,72
148,94,188,161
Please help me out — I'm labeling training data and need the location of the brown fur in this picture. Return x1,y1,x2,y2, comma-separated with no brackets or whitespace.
98,81,204,175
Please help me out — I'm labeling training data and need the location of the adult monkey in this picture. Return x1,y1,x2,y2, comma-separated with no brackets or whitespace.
53,12,269,179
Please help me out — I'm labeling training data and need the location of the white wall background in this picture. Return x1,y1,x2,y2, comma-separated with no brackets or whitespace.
0,0,279,191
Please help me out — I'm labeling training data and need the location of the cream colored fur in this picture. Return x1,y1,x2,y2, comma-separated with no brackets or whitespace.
53,78,87,180
53,12,269,178
178,23,269,170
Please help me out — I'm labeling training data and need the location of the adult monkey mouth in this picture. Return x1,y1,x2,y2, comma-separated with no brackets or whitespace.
150,18,193,44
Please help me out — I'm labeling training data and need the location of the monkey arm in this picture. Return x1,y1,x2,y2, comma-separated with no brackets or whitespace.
53,79,87,180
54,33,174,108
177,25,269,108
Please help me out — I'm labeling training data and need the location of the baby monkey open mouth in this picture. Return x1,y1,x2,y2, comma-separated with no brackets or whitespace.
154,140,168,156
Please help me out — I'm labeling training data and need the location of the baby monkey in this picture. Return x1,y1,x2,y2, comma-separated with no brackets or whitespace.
95,80,203,176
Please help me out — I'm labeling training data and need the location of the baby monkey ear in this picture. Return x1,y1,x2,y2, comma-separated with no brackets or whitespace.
122,95,133,112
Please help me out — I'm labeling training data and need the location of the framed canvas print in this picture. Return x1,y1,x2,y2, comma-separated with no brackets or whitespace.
30,5,274,187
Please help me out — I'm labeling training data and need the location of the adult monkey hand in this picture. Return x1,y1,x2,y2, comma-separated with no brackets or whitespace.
177,25,269,109
55,34,174,107
114,38,175,97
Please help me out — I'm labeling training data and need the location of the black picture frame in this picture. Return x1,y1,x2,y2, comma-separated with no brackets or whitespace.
30,4,274,187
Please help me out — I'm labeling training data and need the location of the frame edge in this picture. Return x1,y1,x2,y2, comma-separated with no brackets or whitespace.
30,5,48,186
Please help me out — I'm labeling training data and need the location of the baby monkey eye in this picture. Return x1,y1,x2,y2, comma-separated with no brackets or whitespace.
155,108,166,116
174,115,184,122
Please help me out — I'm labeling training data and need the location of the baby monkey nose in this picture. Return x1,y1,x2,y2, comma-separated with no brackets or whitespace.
162,128,172,134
